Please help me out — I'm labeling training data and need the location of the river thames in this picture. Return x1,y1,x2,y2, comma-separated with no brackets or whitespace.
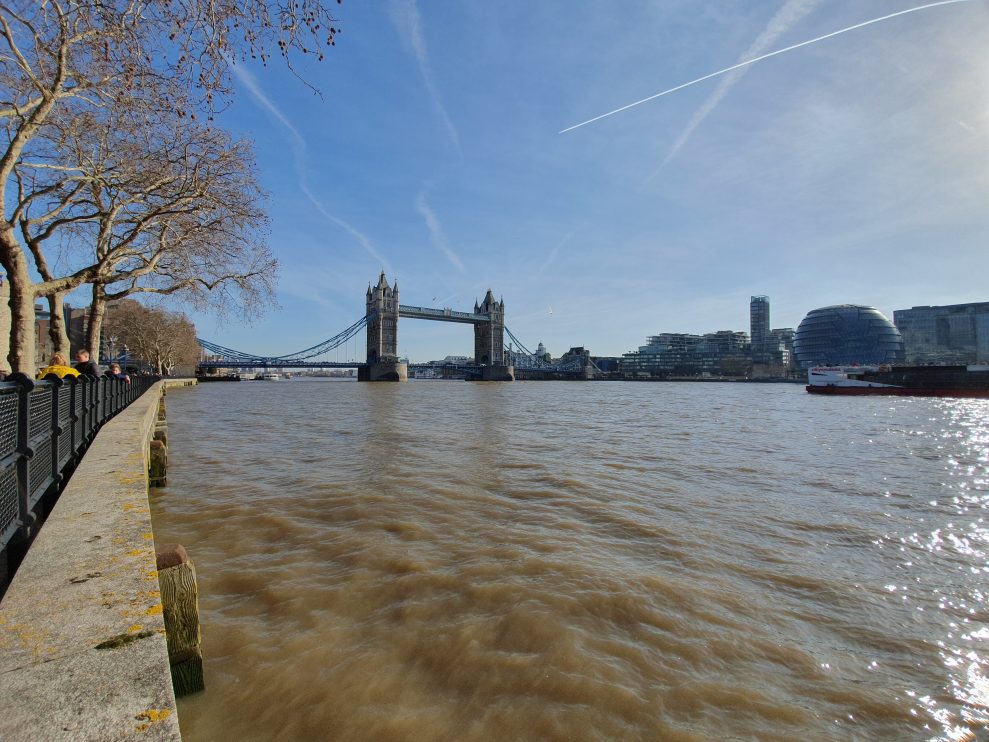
149,379,989,741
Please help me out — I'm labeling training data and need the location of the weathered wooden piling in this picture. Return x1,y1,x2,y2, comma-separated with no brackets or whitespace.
156,543,204,697
154,420,168,447
149,439,167,487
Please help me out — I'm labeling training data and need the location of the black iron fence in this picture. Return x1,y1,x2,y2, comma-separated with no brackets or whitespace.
0,374,159,554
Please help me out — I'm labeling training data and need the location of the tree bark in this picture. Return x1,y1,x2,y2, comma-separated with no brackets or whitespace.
45,293,70,358
85,283,107,363
0,279,10,374
0,227,37,374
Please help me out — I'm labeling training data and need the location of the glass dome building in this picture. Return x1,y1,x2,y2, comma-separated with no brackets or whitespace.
793,305,905,368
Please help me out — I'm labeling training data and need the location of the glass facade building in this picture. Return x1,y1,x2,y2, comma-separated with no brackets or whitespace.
893,302,989,364
793,305,905,368
750,296,770,360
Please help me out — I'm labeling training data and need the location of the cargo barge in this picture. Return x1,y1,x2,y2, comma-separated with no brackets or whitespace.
806,365,989,398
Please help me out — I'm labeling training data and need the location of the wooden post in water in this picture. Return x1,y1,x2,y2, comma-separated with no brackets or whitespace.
153,420,168,448
156,544,204,696
148,439,167,487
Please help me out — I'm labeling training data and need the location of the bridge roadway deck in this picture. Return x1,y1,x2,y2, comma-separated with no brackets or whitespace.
398,305,491,324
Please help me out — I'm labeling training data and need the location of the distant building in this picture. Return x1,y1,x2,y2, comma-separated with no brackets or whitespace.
428,355,472,366
749,295,793,369
793,305,904,368
591,356,623,375
750,296,770,362
622,331,749,377
34,303,53,368
893,302,989,364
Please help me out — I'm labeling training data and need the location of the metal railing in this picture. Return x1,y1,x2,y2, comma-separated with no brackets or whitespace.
0,374,159,554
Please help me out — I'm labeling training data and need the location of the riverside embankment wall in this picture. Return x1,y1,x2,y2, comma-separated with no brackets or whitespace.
0,379,196,741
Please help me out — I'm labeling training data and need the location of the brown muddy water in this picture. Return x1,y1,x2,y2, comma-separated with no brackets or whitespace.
149,379,989,741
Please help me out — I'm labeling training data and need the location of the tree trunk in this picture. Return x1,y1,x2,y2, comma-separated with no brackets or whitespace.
0,228,37,374
86,283,107,363
0,278,10,375
46,293,70,359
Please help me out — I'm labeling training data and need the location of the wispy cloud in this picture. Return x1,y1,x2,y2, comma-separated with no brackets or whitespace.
389,0,462,155
229,62,392,273
537,230,576,277
653,0,820,174
415,188,466,273
561,0,975,134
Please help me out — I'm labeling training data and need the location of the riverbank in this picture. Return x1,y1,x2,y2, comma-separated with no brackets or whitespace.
0,379,195,741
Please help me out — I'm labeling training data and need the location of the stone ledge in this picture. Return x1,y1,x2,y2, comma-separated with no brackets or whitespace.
0,379,196,741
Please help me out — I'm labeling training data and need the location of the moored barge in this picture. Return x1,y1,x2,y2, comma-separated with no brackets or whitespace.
806,365,989,398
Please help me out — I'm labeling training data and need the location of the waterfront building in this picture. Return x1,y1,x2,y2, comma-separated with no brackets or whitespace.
591,356,623,375
769,328,796,366
793,305,905,368
893,302,989,364
622,331,749,378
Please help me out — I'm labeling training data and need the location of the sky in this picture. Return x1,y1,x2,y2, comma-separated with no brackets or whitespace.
182,0,989,363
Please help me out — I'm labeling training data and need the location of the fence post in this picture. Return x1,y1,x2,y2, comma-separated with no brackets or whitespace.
68,377,78,456
9,373,35,538
48,377,62,488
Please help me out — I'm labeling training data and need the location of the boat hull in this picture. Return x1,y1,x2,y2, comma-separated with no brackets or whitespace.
806,385,989,398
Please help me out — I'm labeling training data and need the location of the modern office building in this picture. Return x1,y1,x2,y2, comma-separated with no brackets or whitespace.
793,305,904,368
893,302,989,364
750,296,770,361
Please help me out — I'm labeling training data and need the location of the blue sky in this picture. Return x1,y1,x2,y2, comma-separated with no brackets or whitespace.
186,0,989,362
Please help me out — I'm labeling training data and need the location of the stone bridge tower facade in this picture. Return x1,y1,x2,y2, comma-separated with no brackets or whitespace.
366,271,399,363
474,290,510,374
361,272,406,381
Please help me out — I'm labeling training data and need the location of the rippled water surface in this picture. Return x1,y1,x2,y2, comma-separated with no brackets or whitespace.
149,379,989,741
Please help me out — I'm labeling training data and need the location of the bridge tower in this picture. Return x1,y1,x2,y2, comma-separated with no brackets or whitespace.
474,290,514,381
360,272,407,382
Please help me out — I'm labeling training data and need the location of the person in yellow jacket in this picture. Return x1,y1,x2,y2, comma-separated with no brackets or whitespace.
37,353,81,380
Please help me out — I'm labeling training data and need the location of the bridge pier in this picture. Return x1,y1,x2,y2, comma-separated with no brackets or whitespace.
479,365,515,382
358,361,408,382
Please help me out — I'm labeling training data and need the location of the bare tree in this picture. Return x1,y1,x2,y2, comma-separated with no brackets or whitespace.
105,299,200,376
0,1,341,372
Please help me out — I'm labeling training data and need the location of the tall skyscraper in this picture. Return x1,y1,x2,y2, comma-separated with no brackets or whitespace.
750,295,770,362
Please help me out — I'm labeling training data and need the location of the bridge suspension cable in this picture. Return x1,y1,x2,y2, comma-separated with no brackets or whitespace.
198,315,370,364
504,326,589,372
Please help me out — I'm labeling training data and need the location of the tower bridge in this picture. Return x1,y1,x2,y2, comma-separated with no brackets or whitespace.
363,272,510,381
197,273,595,381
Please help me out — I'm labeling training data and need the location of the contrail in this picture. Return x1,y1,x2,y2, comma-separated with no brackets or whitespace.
390,0,462,155
560,0,975,134
230,61,393,273
415,188,467,274
656,0,820,171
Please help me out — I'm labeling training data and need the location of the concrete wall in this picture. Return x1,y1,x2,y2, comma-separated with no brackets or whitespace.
0,379,195,741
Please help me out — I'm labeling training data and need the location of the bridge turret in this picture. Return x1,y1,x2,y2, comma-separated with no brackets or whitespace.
366,272,400,365
474,288,506,366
